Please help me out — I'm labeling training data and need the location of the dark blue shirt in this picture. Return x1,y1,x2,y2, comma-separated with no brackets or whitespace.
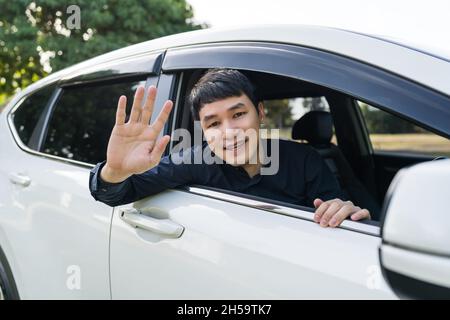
89,139,347,208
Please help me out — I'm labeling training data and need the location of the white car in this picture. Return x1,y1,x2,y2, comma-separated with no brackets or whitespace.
1,25,450,300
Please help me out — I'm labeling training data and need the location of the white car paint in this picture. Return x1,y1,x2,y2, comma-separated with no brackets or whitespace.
0,109,113,299
110,191,394,299
383,159,450,257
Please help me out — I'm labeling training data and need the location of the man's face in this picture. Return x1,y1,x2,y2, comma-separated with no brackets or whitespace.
199,94,264,166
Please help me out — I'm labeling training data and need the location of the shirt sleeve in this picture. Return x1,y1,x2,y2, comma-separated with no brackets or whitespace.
304,146,348,207
89,147,196,207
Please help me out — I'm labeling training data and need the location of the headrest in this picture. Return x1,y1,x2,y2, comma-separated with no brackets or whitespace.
291,111,333,145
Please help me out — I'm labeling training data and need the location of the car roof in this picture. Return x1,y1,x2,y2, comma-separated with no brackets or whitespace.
350,31,450,63
13,24,450,101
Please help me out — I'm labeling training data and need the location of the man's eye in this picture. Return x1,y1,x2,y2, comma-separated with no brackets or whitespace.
233,112,246,118
208,121,219,128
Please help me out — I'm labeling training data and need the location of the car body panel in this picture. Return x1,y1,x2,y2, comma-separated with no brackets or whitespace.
110,190,395,299
0,84,113,300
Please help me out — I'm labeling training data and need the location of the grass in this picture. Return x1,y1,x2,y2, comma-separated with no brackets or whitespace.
370,133,450,157
263,129,450,158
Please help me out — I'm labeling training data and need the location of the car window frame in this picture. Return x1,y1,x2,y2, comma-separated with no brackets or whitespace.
7,84,58,151
161,41,450,234
165,71,381,236
174,185,380,236
163,41,450,139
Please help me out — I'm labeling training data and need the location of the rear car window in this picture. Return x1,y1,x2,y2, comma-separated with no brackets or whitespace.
42,79,146,164
11,86,55,148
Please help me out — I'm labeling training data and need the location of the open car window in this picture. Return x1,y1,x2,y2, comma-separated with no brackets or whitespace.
172,69,384,223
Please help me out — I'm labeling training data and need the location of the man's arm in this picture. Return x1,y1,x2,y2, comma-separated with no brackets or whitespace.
89,150,195,207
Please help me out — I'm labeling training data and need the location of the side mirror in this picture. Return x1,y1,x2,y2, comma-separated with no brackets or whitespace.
380,159,450,299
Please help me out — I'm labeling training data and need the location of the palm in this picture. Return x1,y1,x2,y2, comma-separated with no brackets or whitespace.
105,85,173,178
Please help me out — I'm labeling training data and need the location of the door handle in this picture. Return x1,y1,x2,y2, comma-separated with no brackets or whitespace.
119,208,184,238
9,172,31,187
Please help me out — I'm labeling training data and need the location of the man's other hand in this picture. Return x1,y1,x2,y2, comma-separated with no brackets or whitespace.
313,198,371,228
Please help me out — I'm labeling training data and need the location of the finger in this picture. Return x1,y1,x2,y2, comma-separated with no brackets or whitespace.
320,201,342,227
329,205,359,227
116,95,127,125
129,86,145,123
314,201,329,222
149,135,171,165
313,198,323,208
141,85,157,125
351,209,371,221
314,198,338,222
150,100,173,135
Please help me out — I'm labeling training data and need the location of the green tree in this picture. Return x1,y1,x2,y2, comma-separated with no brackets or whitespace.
0,0,205,104
263,99,294,129
359,102,424,133
302,97,328,112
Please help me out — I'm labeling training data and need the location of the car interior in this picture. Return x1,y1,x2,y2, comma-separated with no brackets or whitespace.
172,69,445,222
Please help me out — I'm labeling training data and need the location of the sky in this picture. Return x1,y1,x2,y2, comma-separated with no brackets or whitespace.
187,0,450,58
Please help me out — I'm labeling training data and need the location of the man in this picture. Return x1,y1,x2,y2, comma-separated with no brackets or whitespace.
89,69,370,227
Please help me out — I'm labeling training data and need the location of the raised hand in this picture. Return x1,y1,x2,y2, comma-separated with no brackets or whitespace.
100,85,173,183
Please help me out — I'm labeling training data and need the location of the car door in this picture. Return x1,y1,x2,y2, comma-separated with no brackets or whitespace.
108,42,447,299
0,53,162,299
111,187,392,299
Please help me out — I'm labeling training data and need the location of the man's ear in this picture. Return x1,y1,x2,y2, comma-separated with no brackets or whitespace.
257,102,265,123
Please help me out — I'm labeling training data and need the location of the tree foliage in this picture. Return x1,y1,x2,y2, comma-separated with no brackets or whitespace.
263,99,294,129
0,0,205,104
359,102,425,134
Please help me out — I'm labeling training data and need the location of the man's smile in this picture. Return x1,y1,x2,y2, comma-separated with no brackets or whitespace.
224,136,249,151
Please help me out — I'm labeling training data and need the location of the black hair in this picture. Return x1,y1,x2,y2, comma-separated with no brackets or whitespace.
188,68,260,121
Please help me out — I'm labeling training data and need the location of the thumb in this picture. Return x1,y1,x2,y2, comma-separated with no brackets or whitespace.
313,198,323,208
